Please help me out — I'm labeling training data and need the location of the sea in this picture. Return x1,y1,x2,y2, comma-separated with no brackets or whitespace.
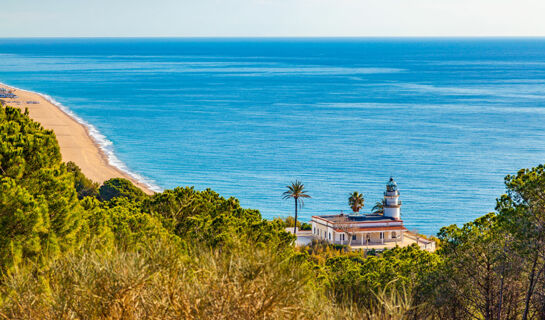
1,38,545,235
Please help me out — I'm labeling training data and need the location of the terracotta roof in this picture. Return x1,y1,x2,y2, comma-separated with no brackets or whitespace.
312,214,401,224
334,225,407,233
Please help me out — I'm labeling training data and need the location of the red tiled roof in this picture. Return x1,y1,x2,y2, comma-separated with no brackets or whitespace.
312,215,402,224
334,226,407,233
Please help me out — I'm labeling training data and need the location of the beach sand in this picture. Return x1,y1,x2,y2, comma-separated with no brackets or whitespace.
0,83,155,195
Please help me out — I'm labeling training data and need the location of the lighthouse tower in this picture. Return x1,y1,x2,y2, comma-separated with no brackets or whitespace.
383,177,401,220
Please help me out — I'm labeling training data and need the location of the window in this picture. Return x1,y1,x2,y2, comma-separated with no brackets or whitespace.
341,234,345,241
352,234,357,241
392,232,397,239
380,232,384,239
329,232,331,240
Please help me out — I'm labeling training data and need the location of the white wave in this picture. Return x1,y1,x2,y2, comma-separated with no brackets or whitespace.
428,60,545,67
1,82,163,193
392,83,545,100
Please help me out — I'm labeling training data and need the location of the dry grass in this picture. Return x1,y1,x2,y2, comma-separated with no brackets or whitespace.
363,281,417,320
0,241,374,320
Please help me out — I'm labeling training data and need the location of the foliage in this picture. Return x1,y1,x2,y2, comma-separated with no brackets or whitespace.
282,180,311,234
435,213,518,319
282,180,311,207
298,239,353,265
325,245,440,316
348,191,365,213
5,103,545,318
431,164,545,319
274,216,311,230
372,200,384,215
0,106,61,179
300,222,312,230
0,177,52,272
66,161,99,199
144,187,294,248
99,177,146,202
0,240,365,320
0,105,86,273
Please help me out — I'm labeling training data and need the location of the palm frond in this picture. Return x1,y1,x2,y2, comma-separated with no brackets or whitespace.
348,191,365,213
282,180,310,199
371,200,385,214
282,180,311,208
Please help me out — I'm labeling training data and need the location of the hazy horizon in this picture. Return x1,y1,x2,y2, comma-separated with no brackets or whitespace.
2,36,545,40
2,0,545,38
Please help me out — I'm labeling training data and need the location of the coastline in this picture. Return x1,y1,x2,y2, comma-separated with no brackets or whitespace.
0,82,158,195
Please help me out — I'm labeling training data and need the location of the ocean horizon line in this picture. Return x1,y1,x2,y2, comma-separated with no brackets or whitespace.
2,36,545,40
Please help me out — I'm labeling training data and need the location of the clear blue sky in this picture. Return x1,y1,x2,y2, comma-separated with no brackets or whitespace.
1,0,545,37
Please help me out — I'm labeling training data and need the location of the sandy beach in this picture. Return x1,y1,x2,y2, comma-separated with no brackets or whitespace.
0,83,155,195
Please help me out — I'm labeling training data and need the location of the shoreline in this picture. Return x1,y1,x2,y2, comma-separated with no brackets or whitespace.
0,82,158,195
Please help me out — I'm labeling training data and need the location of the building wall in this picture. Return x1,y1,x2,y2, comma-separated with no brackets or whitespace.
311,219,405,245
311,222,334,242
312,218,403,228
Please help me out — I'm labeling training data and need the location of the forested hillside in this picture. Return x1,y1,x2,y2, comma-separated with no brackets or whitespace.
1,104,544,319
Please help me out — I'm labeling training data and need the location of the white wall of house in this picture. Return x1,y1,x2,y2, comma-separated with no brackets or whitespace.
311,219,405,245
311,222,335,242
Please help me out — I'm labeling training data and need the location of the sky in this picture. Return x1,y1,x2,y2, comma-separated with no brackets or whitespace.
1,0,545,37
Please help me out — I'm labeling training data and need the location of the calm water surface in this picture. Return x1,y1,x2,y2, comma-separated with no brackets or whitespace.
1,38,545,235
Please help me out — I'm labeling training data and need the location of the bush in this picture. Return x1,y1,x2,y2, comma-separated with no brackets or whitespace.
99,178,146,202
66,161,99,199
300,222,312,230
0,105,86,272
273,216,311,230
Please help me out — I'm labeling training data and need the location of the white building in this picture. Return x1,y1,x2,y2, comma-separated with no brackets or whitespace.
311,177,412,248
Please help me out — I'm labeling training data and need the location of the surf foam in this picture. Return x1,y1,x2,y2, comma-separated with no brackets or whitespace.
1,82,163,193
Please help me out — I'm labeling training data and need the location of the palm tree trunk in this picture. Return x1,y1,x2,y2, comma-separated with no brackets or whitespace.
293,198,298,235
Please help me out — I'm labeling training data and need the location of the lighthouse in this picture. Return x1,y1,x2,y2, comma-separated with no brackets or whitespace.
383,177,401,220
310,176,436,251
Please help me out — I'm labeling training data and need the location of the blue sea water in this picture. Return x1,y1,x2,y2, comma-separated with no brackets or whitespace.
1,38,545,235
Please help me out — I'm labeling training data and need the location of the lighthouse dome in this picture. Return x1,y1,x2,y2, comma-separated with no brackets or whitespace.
386,177,398,192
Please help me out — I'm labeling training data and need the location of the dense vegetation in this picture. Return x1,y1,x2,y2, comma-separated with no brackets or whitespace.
1,104,545,319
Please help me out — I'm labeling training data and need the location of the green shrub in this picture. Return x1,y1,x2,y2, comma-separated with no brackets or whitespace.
99,178,146,202
66,161,99,199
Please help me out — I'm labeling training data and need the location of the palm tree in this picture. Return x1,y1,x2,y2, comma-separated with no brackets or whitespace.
282,180,311,235
348,191,365,213
372,200,384,215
